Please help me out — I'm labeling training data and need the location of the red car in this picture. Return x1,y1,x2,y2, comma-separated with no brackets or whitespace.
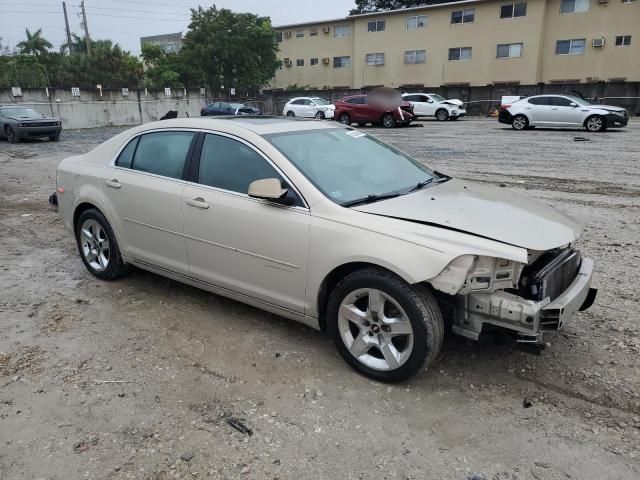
334,94,415,128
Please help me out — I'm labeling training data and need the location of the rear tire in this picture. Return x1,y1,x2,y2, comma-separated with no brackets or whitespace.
511,114,529,131
5,126,19,143
435,109,449,121
75,208,128,281
327,268,444,382
381,113,396,129
585,115,606,132
338,113,351,126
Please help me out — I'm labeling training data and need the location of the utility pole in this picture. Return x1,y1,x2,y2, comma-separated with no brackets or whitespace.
80,0,91,56
62,2,73,54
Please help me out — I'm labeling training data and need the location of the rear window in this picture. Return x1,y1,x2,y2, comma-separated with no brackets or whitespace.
115,137,139,168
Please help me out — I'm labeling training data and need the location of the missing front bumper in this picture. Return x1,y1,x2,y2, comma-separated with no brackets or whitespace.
451,257,595,344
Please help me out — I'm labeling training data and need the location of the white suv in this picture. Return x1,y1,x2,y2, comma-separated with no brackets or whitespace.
283,97,335,119
402,93,466,121
499,95,628,132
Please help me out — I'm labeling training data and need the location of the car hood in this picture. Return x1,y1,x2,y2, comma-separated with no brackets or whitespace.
353,179,580,251
591,104,626,112
4,114,57,121
440,99,464,107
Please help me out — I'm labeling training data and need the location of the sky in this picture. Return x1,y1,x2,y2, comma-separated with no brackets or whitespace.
0,0,355,55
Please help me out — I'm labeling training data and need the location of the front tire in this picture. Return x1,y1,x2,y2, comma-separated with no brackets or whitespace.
5,126,19,143
49,133,60,142
75,208,128,280
286,111,295,117
315,111,325,120
435,109,449,121
338,113,351,126
511,114,529,131
381,113,396,129
585,115,606,132
327,268,444,382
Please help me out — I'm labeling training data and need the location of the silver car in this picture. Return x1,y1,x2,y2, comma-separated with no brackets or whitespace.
54,117,596,382
499,94,628,132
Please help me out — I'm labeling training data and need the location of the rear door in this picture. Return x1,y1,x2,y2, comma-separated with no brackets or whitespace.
101,130,197,274
523,96,551,125
548,96,583,127
404,95,426,116
182,132,310,312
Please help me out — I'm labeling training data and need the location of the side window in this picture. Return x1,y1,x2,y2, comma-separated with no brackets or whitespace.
304,99,314,105
292,99,305,105
131,131,194,179
528,97,549,105
550,97,573,107
115,136,139,168
198,134,284,194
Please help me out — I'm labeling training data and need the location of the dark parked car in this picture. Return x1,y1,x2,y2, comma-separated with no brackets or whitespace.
0,106,62,143
201,102,262,116
334,94,414,128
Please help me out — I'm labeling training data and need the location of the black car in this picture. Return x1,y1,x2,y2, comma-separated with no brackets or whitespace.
200,102,262,116
0,106,62,143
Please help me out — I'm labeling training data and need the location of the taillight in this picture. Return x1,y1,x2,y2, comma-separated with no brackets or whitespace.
500,104,511,110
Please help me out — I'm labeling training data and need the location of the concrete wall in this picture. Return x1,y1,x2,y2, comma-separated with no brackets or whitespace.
0,88,207,129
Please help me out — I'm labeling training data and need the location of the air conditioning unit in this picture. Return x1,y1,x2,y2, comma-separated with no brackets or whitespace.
592,37,605,48
284,31,292,38
322,26,330,34
284,58,292,67
597,0,608,4
322,57,330,64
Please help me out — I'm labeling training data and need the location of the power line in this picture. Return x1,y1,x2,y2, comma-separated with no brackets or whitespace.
87,6,191,16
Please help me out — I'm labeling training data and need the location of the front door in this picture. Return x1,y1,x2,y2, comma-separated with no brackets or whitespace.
101,130,196,275
548,97,583,127
182,132,310,313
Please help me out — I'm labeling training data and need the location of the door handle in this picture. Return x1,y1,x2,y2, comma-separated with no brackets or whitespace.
185,197,210,209
105,179,121,189
551,108,559,110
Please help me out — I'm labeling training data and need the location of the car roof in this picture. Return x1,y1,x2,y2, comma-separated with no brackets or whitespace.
135,116,342,135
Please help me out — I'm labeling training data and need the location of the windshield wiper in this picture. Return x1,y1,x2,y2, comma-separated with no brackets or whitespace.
341,192,401,208
406,178,435,193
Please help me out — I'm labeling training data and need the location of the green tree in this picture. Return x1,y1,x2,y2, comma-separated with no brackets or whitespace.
350,0,457,14
179,6,279,92
141,42,183,89
16,28,52,56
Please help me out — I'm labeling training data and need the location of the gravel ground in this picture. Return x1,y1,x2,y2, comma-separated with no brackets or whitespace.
0,118,639,480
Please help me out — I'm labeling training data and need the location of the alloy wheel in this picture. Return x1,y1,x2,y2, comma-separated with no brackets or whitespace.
436,109,448,121
80,219,110,272
512,116,527,130
338,288,414,371
586,116,603,132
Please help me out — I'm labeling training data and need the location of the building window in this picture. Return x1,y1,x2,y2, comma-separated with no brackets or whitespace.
334,24,351,37
275,32,283,43
621,0,636,3
449,47,472,60
367,20,385,32
560,0,590,13
615,35,632,46
333,56,351,68
310,29,318,37
404,50,426,64
365,53,385,66
406,15,427,29
296,59,304,67
310,57,319,65
451,9,475,24
555,38,586,54
295,30,304,38
497,42,523,57
500,3,527,18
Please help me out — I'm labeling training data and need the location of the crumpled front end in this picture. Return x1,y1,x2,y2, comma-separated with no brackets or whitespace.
429,247,596,347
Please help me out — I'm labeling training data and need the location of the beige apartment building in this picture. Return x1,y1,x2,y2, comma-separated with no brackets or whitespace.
272,0,639,89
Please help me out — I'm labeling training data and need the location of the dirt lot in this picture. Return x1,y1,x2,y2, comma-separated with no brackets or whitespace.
1,118,639,480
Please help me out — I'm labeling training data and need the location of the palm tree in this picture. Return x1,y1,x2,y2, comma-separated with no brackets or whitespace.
16,28,52,57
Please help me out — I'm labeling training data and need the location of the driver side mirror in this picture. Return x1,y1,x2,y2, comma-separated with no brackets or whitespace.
248,178,291,204
570,102,578,108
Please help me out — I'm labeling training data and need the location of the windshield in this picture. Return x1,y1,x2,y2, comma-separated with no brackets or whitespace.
429,94,446,102
267,129,437,205
0,107,44,119
311,98,331,106
567,96,592,106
